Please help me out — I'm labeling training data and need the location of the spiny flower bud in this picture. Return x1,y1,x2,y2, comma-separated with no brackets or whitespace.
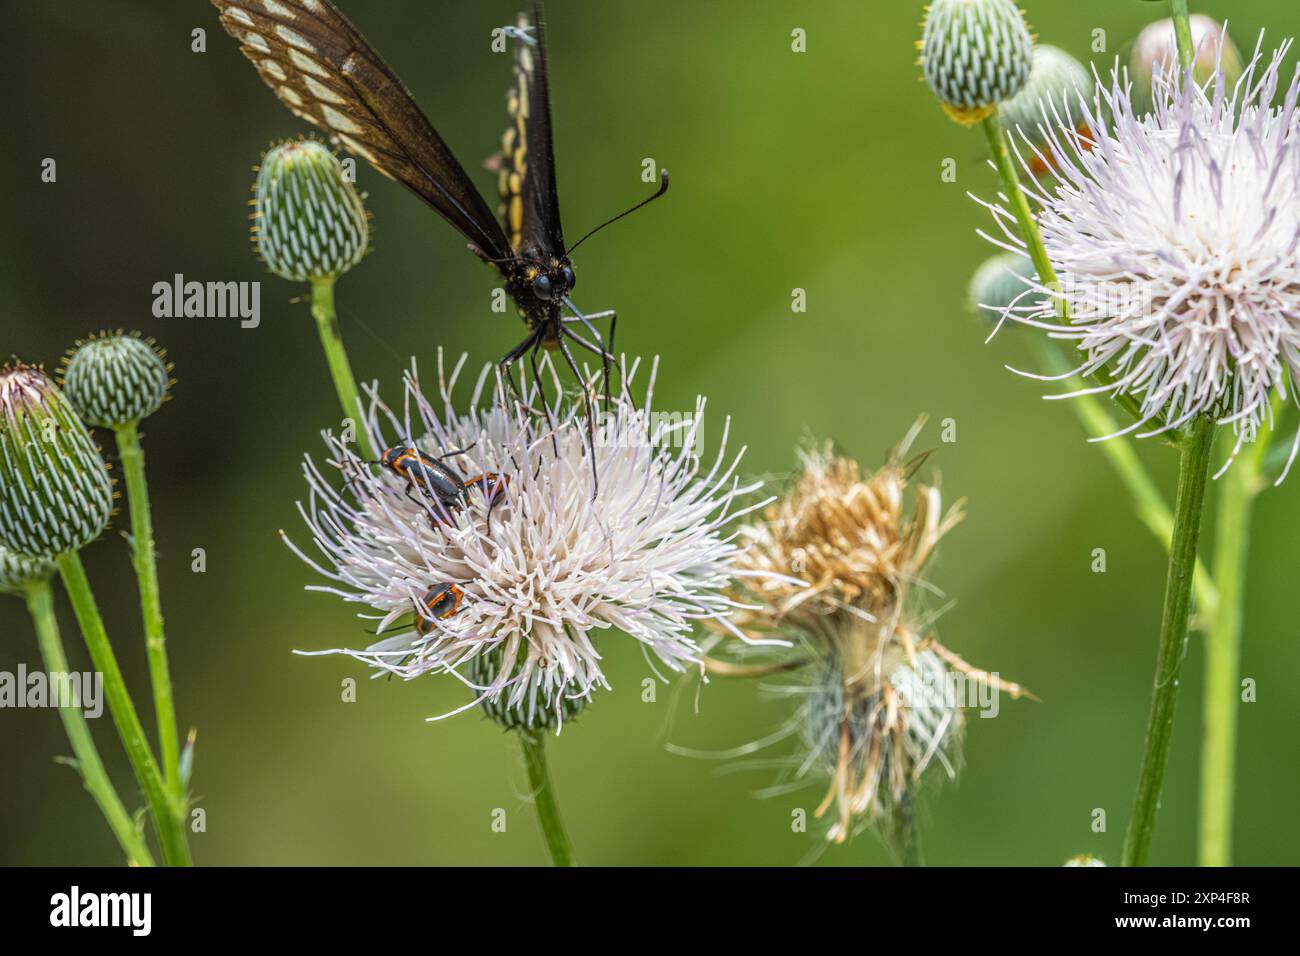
253,138,370,283
1133,15,1242,100
0,364,114,559
0,544,54,595
60,331,172,428
467,646,591,732
998,45,1092,147
920,0,1035,126
969,251,1037,320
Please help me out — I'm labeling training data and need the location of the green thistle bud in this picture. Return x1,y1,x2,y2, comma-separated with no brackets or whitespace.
920,0,1035,126
467,647,590,732
0,543,54,595
1133,15,1242,101
0,364,114,559
253,138,370,283
968,251,1038,320
999,45,1093,144
60,331,172,428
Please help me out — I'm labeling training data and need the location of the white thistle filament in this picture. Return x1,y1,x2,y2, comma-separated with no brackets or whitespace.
979,40,1300,479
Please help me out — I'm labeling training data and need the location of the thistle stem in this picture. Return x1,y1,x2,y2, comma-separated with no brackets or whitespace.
56,551,192,866
518,729,575,867
1033,340,1217,614
1122,416,1215,867
1170,0,1196,72
114,422,181,801
24,578,155,867
310,277,375,460
896,794,925,867
1198,417,1275,866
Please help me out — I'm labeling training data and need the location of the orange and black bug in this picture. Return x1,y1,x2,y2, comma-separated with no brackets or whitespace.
211,0,669,439
414,583,466,636
362,443,510,528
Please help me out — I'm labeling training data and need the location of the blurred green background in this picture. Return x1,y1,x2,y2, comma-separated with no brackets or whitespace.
2,0,1297,866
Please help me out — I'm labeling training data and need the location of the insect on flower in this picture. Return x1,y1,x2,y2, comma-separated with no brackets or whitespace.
210,0,669,417
352,442,510,528
414,583,467,635
287,352,774,728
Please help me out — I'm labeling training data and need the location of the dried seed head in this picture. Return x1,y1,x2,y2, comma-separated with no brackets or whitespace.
0,364,114,559
920,0,1035,126
732,430,964,643
0,543,54,595
254,138,370,283
804,638,964,845
717,432,1033,847
61,331,171,428
1064,854,1107,867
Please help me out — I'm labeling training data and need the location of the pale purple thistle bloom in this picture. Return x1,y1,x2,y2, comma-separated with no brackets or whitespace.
978,39,1300,479
285,353,777,728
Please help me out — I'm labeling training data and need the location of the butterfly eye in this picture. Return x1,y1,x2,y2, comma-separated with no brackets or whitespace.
532,274,553,300
560,266,575,291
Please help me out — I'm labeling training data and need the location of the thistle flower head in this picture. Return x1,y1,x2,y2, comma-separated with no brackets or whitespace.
802,636,964,845
715,431,1026,847
1064,854,1107,867
288,354,768,730
0,364,114,559
1133,15,1243,99
0,543,54,595
731,424,964,643
982,41,1300,478
254,137,370,283
920,0,1035,126
60,331,172,428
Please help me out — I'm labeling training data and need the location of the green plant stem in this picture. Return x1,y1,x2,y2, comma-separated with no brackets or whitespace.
1033,340,1217,614
981,114,1146,426
1122,416,1215,867
114,422,181,801
310,277,375,460
1170,0,1196,71
896,795,925,867
1198,419,1275,866
518,729,575,866
56,551,192,866
24,578,155,867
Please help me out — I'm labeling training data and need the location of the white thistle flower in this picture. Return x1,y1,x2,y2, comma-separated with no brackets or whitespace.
286,353,774,729
980,40,1300,478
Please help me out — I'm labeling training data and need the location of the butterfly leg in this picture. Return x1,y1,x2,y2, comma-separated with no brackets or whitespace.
527,343,562,462
498,328,543,415
562,300,617,408
555,333,601,498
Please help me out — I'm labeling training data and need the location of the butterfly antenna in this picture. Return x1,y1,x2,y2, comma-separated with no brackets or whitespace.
567,170,669,255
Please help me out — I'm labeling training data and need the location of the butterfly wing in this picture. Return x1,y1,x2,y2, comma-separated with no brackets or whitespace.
211,0,511,262
496,2,566,259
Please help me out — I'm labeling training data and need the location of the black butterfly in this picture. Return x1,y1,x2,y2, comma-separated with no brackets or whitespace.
210,0,667,403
